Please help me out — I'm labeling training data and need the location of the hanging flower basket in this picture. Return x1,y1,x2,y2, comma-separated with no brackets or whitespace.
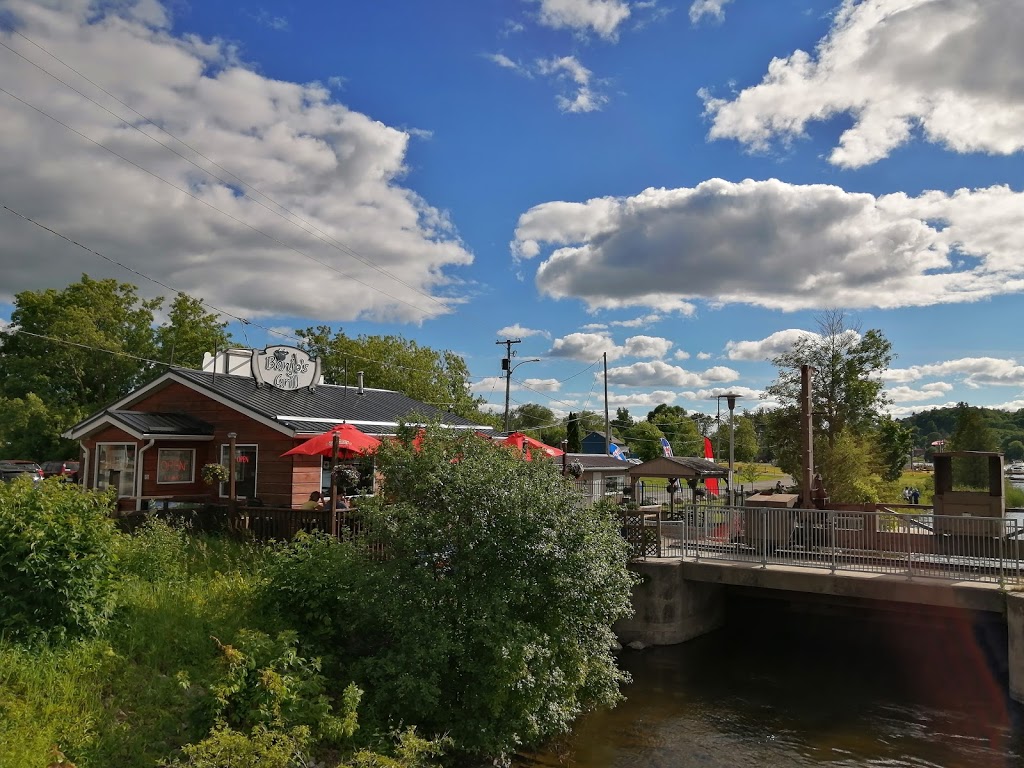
332,465,362,492
201,463,230,486
567,460,585,479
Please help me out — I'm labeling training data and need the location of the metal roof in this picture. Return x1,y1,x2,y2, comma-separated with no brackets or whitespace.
176,368,492,433
627,455,729,479
108,410,215,437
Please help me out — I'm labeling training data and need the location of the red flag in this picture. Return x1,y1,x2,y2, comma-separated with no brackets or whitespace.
703,437,719,496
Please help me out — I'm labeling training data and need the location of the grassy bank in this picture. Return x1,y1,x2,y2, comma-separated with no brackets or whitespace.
0,524,277,766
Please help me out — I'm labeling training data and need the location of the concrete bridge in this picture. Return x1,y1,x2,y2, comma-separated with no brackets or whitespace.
614,504,1024,705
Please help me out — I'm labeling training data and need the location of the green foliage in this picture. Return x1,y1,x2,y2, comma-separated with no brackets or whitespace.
1007,440,1024,461
566,412,582,453
764,310,894,486
175,725,308,768
296,326,486,421
265,425,636,759
949,402,999,488
155,293,233,370
646,404,702,456
0,480,118,643
818,430,878,504
875,417,915,482
625,420,666,461
733,416,759,463
0,275,236,459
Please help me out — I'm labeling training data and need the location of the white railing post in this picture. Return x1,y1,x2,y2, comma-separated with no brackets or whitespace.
761,508,768,569
905,512,913,581
829,509,836,575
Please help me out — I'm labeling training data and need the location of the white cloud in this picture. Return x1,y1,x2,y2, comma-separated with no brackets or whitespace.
536,55,608,113
725,329,818,361
514,178,1024,313
689,0,733,24
484,53,527,74
520,377,562,392
623,335,672,358
702,0,1024,167
683,385,765,403
606,389,680,408
535,0,631,39
696,352,712,360
885,382,954,403
606,360,739,387
673,350,690,360
580,322,608,331
496,324,551,339
549,332,623,361
610,313,662,327
883,357,1024,389
252,10,289,31
0,1,473,323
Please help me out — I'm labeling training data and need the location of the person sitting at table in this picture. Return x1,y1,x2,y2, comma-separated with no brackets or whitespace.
334,494,351,510
300,491,323,510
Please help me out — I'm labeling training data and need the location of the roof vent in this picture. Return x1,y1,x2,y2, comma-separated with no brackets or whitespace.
357,370,364,395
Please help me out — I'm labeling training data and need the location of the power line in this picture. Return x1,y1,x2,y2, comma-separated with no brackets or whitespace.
0,85,441,320
7,327,180,368
0,33,452,315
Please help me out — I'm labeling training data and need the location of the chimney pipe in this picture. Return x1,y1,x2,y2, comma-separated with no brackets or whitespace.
357,370,364,395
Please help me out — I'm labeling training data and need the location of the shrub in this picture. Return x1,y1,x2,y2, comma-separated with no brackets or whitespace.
333,425,636,758
0,479,119,643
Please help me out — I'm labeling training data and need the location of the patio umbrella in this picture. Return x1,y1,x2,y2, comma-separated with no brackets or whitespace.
281,423,381,458
500,432,564,461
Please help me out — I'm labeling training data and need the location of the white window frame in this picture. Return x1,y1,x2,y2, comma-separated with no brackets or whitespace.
95,442,137,498
156,448,196,485
219,443,258,499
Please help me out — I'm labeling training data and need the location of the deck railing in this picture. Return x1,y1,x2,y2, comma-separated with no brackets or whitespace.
620,503,1024,585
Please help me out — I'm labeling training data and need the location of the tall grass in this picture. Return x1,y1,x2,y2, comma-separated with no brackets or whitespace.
0,521,276,767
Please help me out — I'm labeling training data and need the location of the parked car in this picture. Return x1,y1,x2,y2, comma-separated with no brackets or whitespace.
42,460,81,482
0,462,43,483
2,460,44,479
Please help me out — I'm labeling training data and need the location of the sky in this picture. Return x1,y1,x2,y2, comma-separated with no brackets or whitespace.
1,0,1023,424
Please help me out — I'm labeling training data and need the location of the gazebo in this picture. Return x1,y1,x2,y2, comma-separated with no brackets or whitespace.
628,456,730,501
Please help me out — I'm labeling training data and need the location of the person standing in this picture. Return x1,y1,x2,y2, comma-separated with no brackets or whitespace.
911,487,920,505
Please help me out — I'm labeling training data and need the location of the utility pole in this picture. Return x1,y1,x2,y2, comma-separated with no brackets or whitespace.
603,352,610,456
497,338,521,433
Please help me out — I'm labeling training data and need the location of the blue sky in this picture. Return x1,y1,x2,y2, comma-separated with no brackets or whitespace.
2,0,1023,422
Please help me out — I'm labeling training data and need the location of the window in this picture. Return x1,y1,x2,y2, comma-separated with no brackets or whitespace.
219,444,258,500
96,443,137,497
157,448,195,484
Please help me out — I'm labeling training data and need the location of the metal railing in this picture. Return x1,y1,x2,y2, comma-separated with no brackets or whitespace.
620,504,1024,585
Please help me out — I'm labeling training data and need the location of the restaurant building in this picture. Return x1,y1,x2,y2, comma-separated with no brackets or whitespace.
64,346,493,510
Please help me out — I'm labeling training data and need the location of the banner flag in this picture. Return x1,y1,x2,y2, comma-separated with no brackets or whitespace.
703,436,719,496
660,437,673,457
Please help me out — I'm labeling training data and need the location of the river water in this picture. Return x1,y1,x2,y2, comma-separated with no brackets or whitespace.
519,597,1024,768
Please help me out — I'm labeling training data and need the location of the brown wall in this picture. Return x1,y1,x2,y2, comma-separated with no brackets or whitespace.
80,381,322,508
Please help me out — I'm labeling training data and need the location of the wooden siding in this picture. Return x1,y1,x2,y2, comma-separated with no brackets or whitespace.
79,381,321,508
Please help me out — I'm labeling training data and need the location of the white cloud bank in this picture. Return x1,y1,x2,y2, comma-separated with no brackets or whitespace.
882,357,1024,389
548,331,673,361
0,0,472,323
689,0,733,24
535,0,632,39
702,0,1024,167
512,178,1024,313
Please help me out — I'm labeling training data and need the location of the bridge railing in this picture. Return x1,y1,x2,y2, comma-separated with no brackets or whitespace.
623,504,1024,585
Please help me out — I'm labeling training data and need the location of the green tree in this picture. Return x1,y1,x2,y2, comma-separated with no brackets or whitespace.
155,293,233,369
274,426,636,758
611,407,634,435
764,310,894,484
625,421,667,462
0,275,161,409
0,392,72,461
297,326,485,420
949,402,998,488
566,412,582,453
1007,440,1024,462
646,404,701,456
875,417,914,482
733,416,759,463
818,430,877,504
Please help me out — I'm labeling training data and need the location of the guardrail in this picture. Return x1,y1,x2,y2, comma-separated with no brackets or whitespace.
620,504,1024,585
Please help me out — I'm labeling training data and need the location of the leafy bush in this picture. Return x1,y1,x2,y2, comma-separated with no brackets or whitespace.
0,479,118,643
266,424,638,759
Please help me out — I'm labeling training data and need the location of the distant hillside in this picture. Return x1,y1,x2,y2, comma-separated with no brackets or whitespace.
899,405,1024,457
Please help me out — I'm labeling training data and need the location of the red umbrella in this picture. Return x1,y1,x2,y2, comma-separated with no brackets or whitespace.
500,432,564,461
281,423,381,458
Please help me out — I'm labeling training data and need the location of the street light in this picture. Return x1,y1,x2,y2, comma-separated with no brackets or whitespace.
716,394,741,505
503,357,540,433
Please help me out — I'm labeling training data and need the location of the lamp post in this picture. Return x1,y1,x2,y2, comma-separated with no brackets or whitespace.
716,394,741,505
503,357,540,433
227,431,237,513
